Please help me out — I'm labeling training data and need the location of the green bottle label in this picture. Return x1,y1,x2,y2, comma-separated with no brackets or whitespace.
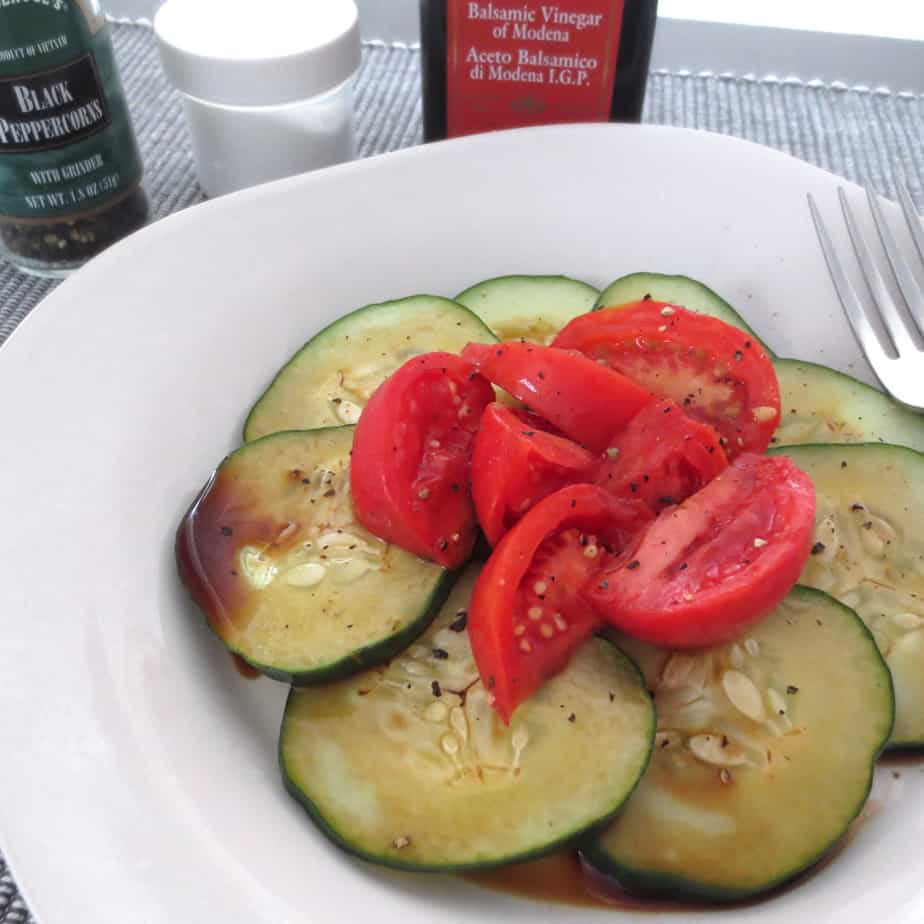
0,0,143,220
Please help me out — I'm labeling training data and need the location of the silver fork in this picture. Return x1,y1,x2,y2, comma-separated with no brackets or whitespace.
808,182,924,411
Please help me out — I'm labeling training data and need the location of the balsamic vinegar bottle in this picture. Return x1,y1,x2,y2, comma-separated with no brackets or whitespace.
420,0,658,141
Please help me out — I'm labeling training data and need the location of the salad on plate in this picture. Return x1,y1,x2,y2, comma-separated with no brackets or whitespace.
175,270,924,905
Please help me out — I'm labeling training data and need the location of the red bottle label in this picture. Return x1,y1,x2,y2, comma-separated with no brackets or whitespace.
446,1,626,137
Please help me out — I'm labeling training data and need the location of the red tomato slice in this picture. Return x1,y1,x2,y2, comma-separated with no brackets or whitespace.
350,352,494,568
472,403,598,546
462,340,651,452
595,398,728,514
585,454,815,648
468,484,654,723
552,301,780,457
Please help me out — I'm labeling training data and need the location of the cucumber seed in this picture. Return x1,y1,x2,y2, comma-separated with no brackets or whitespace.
440,733,459,756
722,670,766,722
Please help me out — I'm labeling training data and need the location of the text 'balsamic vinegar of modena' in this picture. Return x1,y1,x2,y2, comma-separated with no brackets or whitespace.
419,0,659,141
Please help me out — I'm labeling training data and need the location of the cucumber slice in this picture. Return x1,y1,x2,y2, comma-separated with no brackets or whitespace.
771,442,924,747
176,427,453,684
244,295,497,442
455,274,599,342
773,358,924,452
594,272,770,353
280,565,655,871
585,587,893,902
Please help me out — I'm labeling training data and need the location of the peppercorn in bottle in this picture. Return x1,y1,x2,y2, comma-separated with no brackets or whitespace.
0,0,148,276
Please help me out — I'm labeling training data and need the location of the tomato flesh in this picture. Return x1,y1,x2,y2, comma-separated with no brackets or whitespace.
462,340,651,452
585,453,816,648
595,398,728,514
350,352,494,568
552,301,780,457
472,403,598,546
468,484,654,722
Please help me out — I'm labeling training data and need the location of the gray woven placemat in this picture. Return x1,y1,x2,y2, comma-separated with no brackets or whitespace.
2,20,923,924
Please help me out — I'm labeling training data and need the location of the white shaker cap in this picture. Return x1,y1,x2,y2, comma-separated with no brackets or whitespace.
154,0,361,107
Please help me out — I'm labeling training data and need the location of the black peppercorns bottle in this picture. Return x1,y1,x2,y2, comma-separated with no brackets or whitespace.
0,0,148,277
420,0,658,141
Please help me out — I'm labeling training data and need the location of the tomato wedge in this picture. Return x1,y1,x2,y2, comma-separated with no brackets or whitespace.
552,301,780,457
462,340,651,452
472,403,598,546
350,352,494,568
595,398,728,514
585,454,815,648
468,484,654,722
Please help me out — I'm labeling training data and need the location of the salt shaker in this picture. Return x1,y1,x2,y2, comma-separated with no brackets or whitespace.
154,0,361,198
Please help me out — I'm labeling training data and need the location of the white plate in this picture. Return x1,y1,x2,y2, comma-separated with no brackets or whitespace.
1,123,922,924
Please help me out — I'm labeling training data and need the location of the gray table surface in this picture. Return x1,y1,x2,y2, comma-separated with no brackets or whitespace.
2,19,923,924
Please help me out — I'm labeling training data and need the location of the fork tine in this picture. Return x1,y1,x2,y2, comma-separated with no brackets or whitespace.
897,179,924,267
866,187,924,344
838,187,919,357
807,193,893,374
